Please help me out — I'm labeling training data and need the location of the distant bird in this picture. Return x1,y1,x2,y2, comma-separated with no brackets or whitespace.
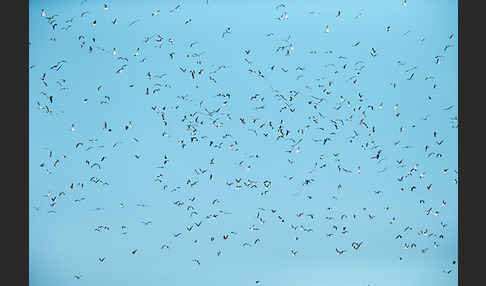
169,4,181,13
352,241,363,250
336,248,346,255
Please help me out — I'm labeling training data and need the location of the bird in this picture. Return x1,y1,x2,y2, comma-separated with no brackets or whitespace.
351,241,363,250
336,248,346,255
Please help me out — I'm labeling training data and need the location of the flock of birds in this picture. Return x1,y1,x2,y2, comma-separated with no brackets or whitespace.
31,1,457,285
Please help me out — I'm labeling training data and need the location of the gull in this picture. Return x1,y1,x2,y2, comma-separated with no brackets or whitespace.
370,48,377,57
170,4,181,13
128,19,141,27
222,27,231,38
336,248,346,255
351,241,363,250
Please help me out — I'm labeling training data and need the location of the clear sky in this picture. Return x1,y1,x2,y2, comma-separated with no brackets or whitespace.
29,0,458,285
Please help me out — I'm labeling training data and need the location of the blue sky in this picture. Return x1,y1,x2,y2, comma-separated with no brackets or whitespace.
29,0,458,285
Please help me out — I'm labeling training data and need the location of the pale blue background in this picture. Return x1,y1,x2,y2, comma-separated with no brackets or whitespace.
29,1,458,285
